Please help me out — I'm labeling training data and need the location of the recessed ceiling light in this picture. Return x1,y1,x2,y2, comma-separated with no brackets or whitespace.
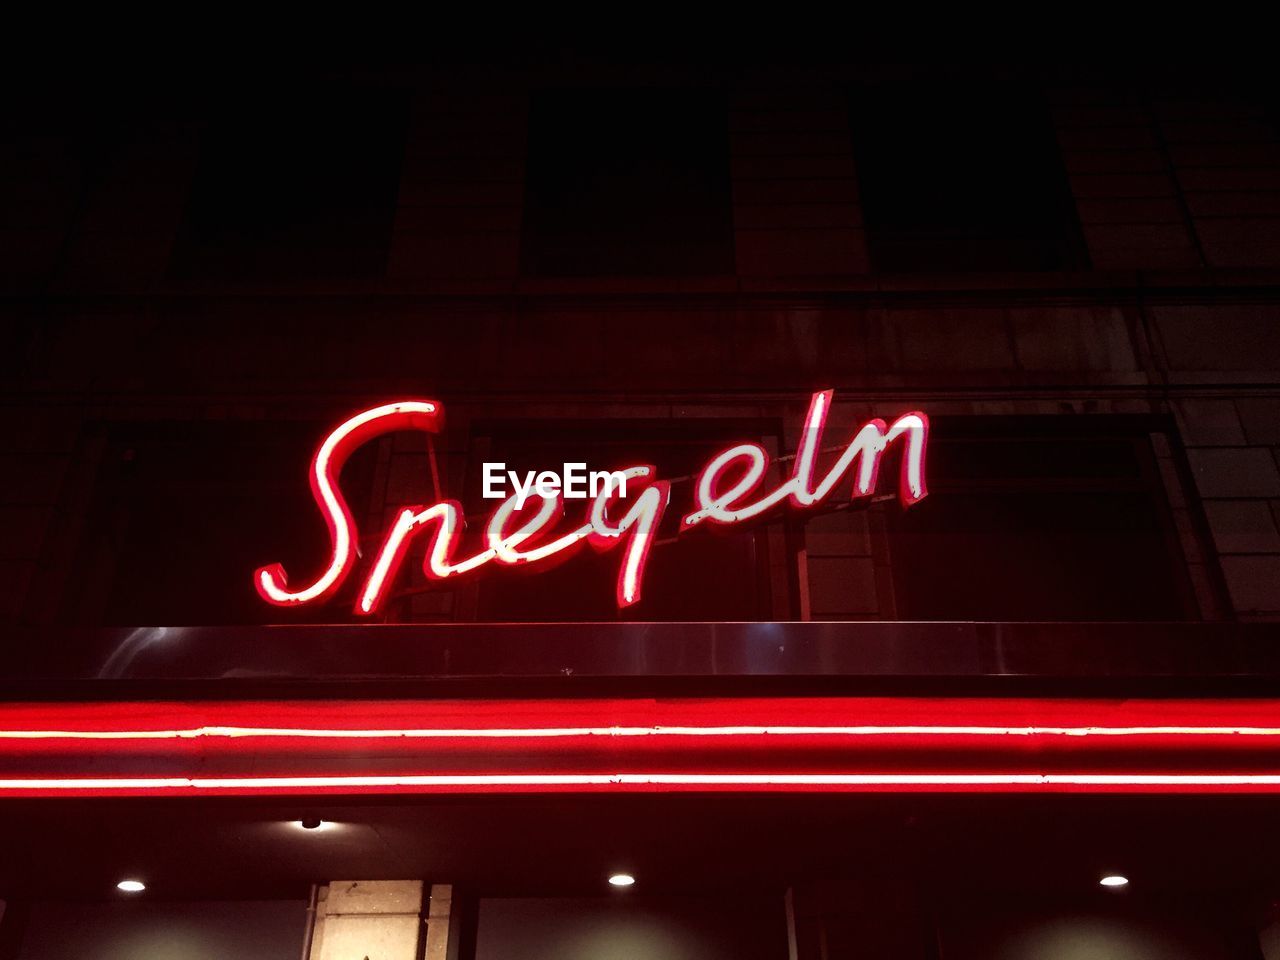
1100,874,1129,887
292,819,333,832
116,879,146,893
608,873,636,887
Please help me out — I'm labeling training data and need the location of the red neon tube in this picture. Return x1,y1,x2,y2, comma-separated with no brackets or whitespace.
1,697,1278,796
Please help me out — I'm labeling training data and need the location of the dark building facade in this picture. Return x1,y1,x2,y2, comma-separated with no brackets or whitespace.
2,58,1280,959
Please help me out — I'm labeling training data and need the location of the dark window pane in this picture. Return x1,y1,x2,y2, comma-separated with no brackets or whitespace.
851,71,1088,272
522,88,734,276
71,421,378,626
887,424,1193,620
170,83,409,281
475,896,788,960
17,900,305,960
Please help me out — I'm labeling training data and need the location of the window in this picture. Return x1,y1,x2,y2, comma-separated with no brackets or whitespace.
66,415,796,627
67,420,380,626
521,88,734,276
850,71,1088,272
14,900,305,960
885,419,1198,620
170,82,409,281
475,897,787,960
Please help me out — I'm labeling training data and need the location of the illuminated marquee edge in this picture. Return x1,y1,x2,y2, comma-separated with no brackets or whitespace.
3,697,1280,796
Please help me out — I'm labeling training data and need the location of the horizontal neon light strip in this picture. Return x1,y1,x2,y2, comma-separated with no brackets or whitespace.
4,699,1279,795
3,772,1280,791
5,724,1280,741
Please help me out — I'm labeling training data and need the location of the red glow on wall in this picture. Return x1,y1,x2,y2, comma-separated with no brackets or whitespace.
254,391,928,614
2,697,1279,797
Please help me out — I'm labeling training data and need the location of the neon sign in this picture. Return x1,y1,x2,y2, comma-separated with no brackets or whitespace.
8,697,1280,796
255,391,929,614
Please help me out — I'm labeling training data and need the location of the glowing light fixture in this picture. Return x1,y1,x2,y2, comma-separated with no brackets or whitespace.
1099,875,1129,887
116,879,145,893
608,873,636,887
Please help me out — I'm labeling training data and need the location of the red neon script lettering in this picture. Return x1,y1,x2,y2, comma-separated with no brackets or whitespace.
255,392,927,614
255,401,442,607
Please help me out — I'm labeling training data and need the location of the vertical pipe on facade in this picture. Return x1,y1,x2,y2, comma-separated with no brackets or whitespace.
299,883,319,960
